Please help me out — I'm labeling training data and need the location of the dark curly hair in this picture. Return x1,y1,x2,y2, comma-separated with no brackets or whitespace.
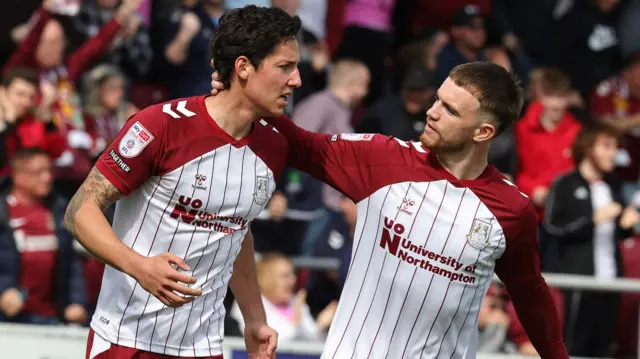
209,5,302,89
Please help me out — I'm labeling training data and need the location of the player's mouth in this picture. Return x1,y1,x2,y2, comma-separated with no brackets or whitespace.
424,122,437,134
278,93,291,105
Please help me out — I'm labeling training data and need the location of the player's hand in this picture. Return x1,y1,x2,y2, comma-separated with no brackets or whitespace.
131,252,202,308
244,322,278,358
0,288,24,318
210,72,225,96
64,303,87,324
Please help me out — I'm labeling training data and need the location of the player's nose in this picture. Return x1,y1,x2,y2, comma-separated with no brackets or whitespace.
289,68,302,88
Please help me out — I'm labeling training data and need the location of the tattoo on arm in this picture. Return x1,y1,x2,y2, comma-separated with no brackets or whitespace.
64,167,123,236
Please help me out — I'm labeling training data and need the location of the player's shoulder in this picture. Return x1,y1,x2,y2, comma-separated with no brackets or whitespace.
483,172,535,217
253,117,289,151
133,96,202,125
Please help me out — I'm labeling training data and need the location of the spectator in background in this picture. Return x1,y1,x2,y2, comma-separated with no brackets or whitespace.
163,0,223,98
292,59,369,255
224,0,270,11
0,68,66,177
3,0,142,200
74,0,153,82
435,5,488,84
554,0,623,100
230,253,336,343
477,284,511,353
356,65,435,141
544,123,639,357
591,53,640,204
515,68,582,221
305,197,356,319
334,0,396,106
82,64,137,160
0,148,86,325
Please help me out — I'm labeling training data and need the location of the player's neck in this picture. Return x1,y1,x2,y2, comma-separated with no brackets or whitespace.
205,92,256,140
435,145,489,181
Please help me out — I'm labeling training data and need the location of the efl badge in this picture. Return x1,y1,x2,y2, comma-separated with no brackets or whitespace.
254,176,269,205
118,121,154,158
466,218,493,250
340,133,374,141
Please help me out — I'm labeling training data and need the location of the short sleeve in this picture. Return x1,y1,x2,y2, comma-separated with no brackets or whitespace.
95,111,165,196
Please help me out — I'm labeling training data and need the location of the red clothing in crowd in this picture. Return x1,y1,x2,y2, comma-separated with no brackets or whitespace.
411,0,491,33
2,8,122,132
515,101,582,221
6,194,59,318
590,76,640,182
0,116,67,176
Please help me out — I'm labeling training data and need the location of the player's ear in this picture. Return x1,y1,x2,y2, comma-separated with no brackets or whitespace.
473,122,496,143
235,56,252,81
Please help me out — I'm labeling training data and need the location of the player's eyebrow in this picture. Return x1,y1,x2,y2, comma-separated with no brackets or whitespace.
436,91,461,117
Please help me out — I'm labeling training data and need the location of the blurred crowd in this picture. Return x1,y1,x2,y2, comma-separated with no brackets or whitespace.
2,0,640,358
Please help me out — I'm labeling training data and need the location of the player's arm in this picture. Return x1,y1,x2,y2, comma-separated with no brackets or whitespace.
64,111,201,308
228,228,277,356
265,115,393,202
228,229,266,325
494,203,569,359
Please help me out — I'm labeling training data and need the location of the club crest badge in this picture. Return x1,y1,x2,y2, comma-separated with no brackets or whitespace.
466,218,493,250
254,176,269,205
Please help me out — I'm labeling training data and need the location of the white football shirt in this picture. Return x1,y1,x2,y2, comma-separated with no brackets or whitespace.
264,116,568,359
92,96,288,356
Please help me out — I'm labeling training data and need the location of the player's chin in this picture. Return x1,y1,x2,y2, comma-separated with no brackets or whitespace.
419,132,437,149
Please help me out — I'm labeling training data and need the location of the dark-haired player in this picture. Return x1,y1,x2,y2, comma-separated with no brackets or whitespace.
65,6,302,359
212,61,569,358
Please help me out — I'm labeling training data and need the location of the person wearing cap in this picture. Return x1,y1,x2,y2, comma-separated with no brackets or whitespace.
356,66,435,141
435,4,488,85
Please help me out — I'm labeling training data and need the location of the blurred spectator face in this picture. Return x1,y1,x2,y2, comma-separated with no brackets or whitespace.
340,198,357,227
36,20,65,69
260,257,297,305
403,88,434,115
589,133,618,173
13,154,53,199
452,17,486,51
6,78,37,118
97,0,120,10
244,41,302,116
100,75,125,112
421,77,480,151
345,67,370,106
540,94,569,124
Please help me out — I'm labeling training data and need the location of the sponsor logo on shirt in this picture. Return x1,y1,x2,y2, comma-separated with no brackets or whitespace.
380,217,478,283
109,149,131,173
253,176,269,205
118,121,154,158
170,195,248,233
397,198,415,215
192,173,208,191
340,133,374,141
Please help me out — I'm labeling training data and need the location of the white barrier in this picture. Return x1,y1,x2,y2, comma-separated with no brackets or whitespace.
1,262,639,359
0,324,603,359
